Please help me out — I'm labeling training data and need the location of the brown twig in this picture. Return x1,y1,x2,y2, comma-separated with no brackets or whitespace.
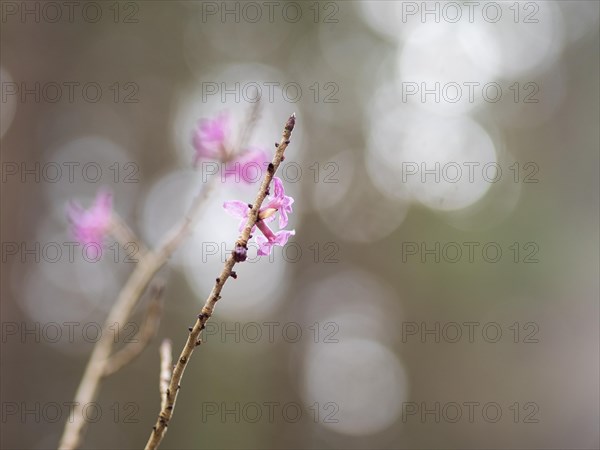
144,113,296,450
59,105,269,450
103,284,165,376
234,98,262,156
58,181,215,450
159,339,173,411
110,214,149,257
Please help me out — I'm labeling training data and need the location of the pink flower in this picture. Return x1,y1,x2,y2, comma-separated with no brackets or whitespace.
223,177,295,256
255,224,295,256
222,200,252,232
192,112,269,185
66,189,113,246
263,177,294,228
223,148,269,184
192,112,229,165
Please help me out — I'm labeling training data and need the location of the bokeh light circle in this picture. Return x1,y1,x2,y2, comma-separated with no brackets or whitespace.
300,337,408,436
367,105,498,211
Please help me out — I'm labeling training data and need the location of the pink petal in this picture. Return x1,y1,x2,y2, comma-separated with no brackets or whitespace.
94,189,113,211
278,208,289,228
66,188,113,246
238,148,269,183
224,148,269,184
255,235,273,256
192,112,229,164
274,229,295,245
200,112,228,142
223,201,248,219
272,177,284,198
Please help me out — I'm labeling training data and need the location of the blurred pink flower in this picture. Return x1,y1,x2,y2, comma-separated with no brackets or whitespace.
192,112,269,185
66,189,113,246
223,177,295,256
192,112,229,165
223,147,269,184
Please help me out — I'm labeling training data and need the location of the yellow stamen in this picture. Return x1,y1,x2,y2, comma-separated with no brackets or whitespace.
258,208,278,220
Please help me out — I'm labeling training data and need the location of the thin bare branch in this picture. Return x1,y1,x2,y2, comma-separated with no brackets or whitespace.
145,113,296,450
234,98,262,155
110,214,149,257
59,181,214,450
59,106,277,450
159,339,173,411
103,283,165,377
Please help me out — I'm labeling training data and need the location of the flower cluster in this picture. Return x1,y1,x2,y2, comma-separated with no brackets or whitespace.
192,112,229,162
223,177,295,256
66,112,295,257
192,112,268,184
66,189,113,246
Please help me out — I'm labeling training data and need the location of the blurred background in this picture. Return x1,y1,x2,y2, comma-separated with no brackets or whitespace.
1,1,599,449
